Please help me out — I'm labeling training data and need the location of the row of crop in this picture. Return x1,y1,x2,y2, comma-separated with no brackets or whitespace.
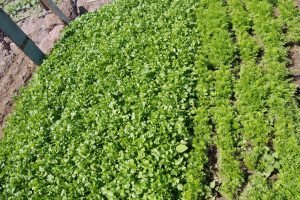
244,0,300,198
184,0,244,199
182,63,212,199
229,0,300,198
227,0,276,198
276,0,300,43
199,1,244,198
0,0,201,199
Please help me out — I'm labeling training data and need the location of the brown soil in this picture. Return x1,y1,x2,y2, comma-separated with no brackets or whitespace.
0,46,35,137
0,0,111,138
290,46,300,87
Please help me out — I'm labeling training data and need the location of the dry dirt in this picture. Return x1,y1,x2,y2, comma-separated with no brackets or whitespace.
290,46,300,87
0,0,111,138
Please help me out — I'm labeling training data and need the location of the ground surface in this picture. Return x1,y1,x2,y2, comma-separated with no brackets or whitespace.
291,46,300,85
0,0,111,137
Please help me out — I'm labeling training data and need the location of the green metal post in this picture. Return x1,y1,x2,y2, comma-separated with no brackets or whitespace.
39,0,70,24
0,8,45,65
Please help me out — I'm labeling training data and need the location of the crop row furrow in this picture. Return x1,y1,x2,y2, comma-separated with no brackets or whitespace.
228,0,277,198
240,0,300,198
184,0,244,199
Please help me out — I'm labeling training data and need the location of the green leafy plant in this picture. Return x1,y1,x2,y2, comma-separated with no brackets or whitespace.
0,0,300,199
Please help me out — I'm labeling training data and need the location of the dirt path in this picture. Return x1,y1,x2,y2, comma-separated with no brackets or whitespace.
291,46,300,87
0,45,34,135
0,0,111,138
291,0,300,88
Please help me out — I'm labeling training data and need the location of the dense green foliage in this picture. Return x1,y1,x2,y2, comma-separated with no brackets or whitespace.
1,1,200,199
0,0,300,199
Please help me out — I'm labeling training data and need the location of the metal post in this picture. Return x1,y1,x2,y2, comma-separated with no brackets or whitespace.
39,0,70,25
0,8,45,65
